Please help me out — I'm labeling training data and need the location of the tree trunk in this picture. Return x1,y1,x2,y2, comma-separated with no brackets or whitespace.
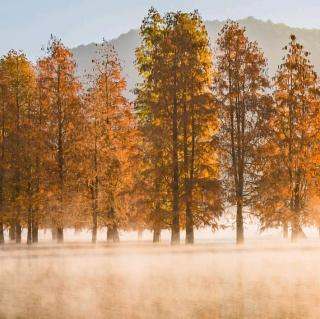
0,173,4,245
15,221,22,244
113,226,120,243
52,228,57,241
57,227,63,243
291,227,299,241
291,213,305,242
57,67,64,245
9,222,15,241
0,101,5,245
291,218,299,241
0,215,4,244
185,100,195,245
171,91,180,245
138,230,142,240
298,225,306,238
107,227,114,242
91,184,98,244
27,207,32,245
92,220,97,243
153,227,161,243
236,199,244,244
32,219,38,243
91,188,98,243
283,221,288,239
186,205,194,244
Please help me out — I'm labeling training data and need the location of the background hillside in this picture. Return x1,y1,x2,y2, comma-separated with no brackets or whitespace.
72,17,320,99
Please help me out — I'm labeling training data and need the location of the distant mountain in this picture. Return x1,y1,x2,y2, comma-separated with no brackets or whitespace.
72,17,320,99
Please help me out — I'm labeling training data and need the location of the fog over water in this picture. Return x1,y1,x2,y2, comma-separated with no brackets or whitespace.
1,228,320,319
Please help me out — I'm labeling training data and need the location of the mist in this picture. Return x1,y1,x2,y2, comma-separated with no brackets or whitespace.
1,233,320,319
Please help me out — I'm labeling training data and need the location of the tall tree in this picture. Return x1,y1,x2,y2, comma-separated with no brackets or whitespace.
136,8,221,244
262,35,320,240
0,51,37,243
0,58,9,244
214,21,271,244
38,37,82,243
84,41,138,243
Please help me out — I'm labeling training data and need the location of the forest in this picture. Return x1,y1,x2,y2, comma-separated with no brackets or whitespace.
1,7,320,246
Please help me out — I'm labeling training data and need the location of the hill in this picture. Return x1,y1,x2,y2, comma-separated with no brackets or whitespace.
72,17,320,99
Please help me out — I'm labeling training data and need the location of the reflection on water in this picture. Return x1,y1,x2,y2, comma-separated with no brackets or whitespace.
0,242,320,319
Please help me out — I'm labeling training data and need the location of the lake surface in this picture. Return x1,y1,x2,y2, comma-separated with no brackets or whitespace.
1,241,320,318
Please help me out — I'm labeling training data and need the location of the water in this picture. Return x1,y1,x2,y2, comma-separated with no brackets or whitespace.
1,241,320,318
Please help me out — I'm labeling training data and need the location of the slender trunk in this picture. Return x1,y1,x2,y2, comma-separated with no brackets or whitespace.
33,86,42,245
27,206,32,245
283,221,288,239
186,205,194,244
171,85,180,245
185,97,195,245
113,226,120,243
9,223,15,241
57,66,64,243
0,140,4,245
91,186,98,243
138,230,142,240
0,97,5,245
153,200,161,243
291,186,302,242
27,166,32,245
291,222,299,242
52,228,57,241
57,227,63,243
0,174,3,244
291,204,300,241
236,198,244,244
32,220,38,243
14,69,21,245
15,221,21,244
91,118,99,244
0,215,3,245
92,215,97,243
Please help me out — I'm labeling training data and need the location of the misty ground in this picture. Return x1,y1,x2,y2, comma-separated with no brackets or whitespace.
1,230,320,319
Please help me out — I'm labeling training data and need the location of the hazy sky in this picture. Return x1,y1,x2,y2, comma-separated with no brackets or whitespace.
2,0,320,60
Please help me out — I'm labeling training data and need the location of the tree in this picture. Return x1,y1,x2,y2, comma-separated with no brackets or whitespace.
37,36,82,243
0,51,37,244
84,41,139,243
262,35,320,240
214,21,271,244
136,8,221,244
0,58,9,244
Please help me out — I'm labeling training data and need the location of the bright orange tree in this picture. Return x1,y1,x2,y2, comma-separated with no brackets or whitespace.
37,36,82,243
84,41,139,242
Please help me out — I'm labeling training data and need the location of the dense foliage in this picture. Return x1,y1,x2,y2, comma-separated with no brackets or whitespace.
0,10,320,245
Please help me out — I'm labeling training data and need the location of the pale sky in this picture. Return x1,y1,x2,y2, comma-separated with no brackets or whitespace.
2,0,320,60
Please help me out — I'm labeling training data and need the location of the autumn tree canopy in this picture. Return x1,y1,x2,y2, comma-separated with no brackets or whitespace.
1,10,320,246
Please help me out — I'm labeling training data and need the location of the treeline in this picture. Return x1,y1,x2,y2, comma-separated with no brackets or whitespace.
1,8,320,245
